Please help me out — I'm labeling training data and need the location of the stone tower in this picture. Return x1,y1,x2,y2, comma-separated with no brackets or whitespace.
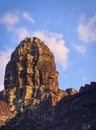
3,37,67,113
4,37,58,92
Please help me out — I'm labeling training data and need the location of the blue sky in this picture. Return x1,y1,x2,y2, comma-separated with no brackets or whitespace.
0,0,96,91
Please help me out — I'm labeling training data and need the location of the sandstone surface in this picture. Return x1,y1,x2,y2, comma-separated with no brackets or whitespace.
0,37,96,130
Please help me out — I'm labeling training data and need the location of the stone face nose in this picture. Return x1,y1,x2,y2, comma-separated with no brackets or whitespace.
4,37,58,92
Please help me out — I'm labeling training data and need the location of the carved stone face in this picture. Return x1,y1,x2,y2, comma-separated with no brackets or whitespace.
4,37,58,92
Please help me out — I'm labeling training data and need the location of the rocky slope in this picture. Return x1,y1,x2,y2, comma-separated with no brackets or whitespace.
0,37,96,130
0,100,13,127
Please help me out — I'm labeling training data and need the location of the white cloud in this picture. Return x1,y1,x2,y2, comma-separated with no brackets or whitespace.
16,27,32,40
73,45,86,54
77,15,96,43
0,48,13,91
0,11,35,41
22,12,35,24
32,30,69,70
0,11,19,31
0,11,35,32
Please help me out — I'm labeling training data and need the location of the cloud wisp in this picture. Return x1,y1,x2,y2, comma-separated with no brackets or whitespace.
0,11,19,31
0,11,35,31
74,15,96,54
0,11,19,26
77,15,96,43
22,12,35,24
73,44,86,54
16,27,32,40
0,48,13,91
0,10,35,41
